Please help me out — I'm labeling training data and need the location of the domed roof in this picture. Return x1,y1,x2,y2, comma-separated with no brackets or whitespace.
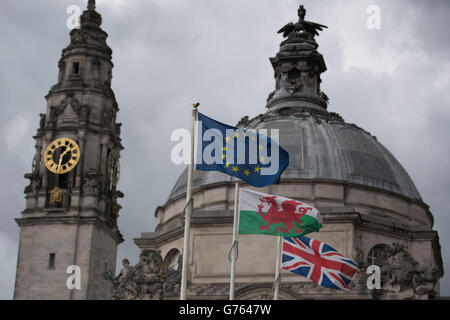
168,107,421,201
168,6,421,203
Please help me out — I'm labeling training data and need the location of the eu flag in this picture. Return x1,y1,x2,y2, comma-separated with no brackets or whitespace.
196,112,289,187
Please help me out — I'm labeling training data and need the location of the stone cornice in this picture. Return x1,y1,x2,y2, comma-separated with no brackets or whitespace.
16,215,123,244
267,94,328,110
163,178,433,224
61,46,112,61
137,209,437,252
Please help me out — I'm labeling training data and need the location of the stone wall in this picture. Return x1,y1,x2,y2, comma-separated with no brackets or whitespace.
132,180,442,299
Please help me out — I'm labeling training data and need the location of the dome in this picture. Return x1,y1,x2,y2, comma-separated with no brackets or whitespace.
168,4,421,204
169,107,421,201
133,5,442,301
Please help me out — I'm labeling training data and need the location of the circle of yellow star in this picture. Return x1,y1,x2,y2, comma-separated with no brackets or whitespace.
232,166,239,172
254,166,261,173
244,169,250,176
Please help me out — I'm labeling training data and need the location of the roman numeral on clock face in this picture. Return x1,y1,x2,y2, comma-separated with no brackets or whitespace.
44,138,81,174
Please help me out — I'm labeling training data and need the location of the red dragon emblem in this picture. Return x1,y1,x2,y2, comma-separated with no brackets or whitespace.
256,196,312,234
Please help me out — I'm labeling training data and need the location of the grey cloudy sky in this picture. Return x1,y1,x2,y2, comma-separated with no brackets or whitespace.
0,0,449,299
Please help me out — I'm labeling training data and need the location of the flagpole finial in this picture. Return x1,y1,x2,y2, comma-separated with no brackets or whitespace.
192,102,200,110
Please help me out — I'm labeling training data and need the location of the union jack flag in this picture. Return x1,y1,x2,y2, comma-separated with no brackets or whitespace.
282,236,357,291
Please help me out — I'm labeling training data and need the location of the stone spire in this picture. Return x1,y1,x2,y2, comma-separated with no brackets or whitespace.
266,5,329,111
80,0,102,30
51,0,112,94
15,1,123,300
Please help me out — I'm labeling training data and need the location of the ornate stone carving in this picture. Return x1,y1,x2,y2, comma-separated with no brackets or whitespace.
277,5,327,41
70,28,88,44
24,172,40,196
58,60,66,82
82,168,101,195
114,123,122,136
111,200,122,217
349,246,368,292
320,91,329,104
352,246,365,268
79,105,91,123
355,242,439,299
133,250,164,299
49,105,63,125
272,106,344,126
413,267,438,299
68,96,80,115
380,242,438,298
112,259,137,300
246,293,272,300
274,65,301,94
164,254,182,297
49,95,82,125
100,106,115,127
279,68,304,94
113,250,165,300
188,283,229,297
237,116,250,127
39,114,46,129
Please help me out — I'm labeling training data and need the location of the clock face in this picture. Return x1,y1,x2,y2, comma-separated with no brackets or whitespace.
107,150,120,187
44,138,80,174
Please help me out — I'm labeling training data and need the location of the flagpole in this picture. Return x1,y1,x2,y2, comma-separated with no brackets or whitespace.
229,182,240,300
180,103,199,300
273,235,283,300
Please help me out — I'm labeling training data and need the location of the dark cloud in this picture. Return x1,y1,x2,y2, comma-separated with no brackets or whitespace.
0,0,449,299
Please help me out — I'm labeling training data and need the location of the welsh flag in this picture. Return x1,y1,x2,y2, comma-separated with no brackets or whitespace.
238,188,322,237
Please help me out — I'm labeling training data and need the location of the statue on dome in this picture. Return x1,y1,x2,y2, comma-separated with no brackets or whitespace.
278,5,327,39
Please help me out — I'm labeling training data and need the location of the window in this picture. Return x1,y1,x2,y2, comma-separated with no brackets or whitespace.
367,244,390,266
164,249,181,273
72,62,80,75
48,253,56,270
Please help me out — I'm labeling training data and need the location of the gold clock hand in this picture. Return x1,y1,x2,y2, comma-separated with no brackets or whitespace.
57,148,71,173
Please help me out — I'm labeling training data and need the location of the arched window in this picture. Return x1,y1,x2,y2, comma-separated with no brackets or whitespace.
164,249,181,273
367,243,391,266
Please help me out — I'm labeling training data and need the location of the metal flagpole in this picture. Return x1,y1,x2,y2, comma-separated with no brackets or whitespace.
273,235,283,300
180,103,199,300
229,182,240,300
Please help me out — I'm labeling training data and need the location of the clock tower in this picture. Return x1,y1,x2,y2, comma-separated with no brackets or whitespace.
14,0,124,300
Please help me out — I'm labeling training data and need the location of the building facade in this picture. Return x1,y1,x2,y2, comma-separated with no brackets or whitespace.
123,5,443,300
13,2,443,300
14,1,123,300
